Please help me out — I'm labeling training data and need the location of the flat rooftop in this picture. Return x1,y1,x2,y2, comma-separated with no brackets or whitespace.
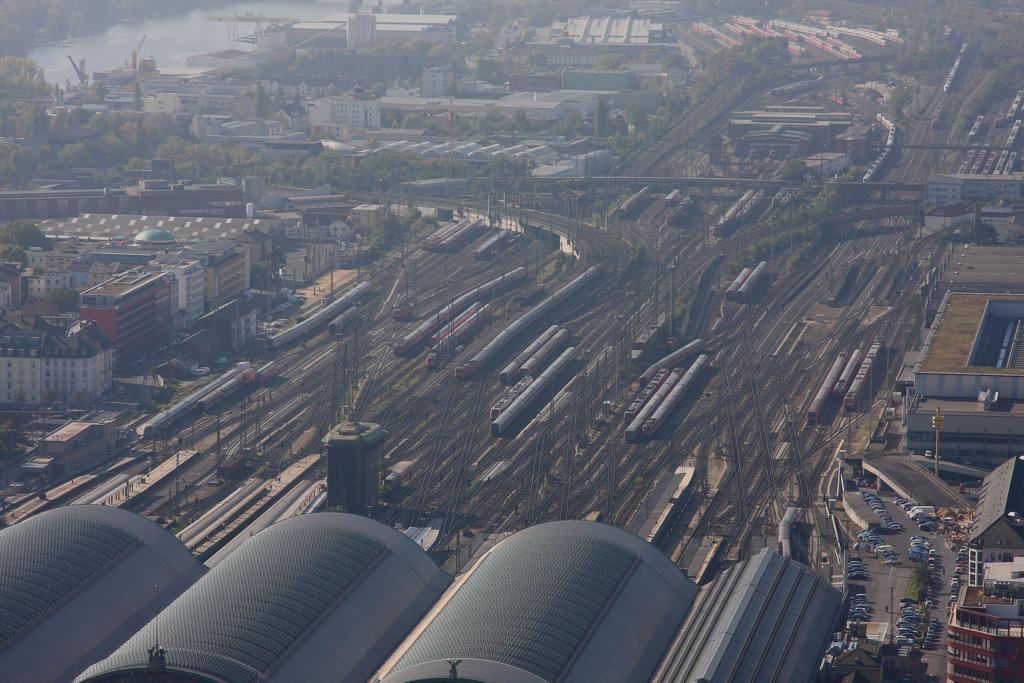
961,585,1022,609
931,172,1024,182
919,293,1024,375
322,421,385,446
982,556,1024,583
911,395,1024,416
943,246,1024,287
81,269,167,297
44,421,100,443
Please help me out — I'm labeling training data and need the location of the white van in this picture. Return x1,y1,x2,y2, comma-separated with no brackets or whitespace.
910,506,936,517
876,544,894,553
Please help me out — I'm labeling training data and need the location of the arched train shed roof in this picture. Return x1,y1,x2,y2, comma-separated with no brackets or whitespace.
376,520,698,683
75,512,451,683
0,505,204,682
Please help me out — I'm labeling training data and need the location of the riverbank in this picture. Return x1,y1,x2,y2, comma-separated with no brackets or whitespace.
2,0,316,60
24,0,324,84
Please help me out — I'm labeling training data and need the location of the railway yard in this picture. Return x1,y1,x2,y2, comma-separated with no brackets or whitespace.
2,173,936,579
5,6,1024,678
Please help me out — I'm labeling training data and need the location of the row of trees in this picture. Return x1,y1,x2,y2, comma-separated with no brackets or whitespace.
0,104,190,188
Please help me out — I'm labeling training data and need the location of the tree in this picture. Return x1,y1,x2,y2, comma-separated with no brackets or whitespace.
58,142,93,168
427,43,454,63
0,57,48,98
29,107,49,139
972,221,999,245
254,82,271,118
887,84,911,121
0,221,47,249
661,52,689,71
779,159,809,181
272,86,286,113
526,53,548,69
511,110,529,135
0,243,25,263
593,53,625,70
594,97,608,137
251,261,274,289
625,107,647,133
48,288,79,312
475,59,508,86
558,111,582,137
0,143,36,188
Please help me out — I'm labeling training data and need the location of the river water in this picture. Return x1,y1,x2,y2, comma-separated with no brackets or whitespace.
30,1,339,85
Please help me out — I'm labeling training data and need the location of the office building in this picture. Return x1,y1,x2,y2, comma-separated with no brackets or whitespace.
35,418,117,474
181,241,250,310
420,66,451,98
79,269,174,364
347,13,378,48
0,318,113,405
908,293,1024,462
196,297,260,351
915,293,1024,400
948,580,1024,683
149,255,205,327
928,173,1024,206
968,455,1024,586
308,95,383,135
905,396,1024,466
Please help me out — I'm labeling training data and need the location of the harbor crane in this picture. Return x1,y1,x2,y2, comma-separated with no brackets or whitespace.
66,55,87,87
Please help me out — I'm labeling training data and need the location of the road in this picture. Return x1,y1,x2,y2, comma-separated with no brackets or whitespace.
846,485,955,680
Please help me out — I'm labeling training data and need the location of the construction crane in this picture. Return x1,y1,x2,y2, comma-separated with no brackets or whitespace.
66,55,87,88
131,36,146,71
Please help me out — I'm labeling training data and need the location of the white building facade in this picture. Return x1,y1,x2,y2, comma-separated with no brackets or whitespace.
0,321,113,405
151,259,205,328
308,96,382,133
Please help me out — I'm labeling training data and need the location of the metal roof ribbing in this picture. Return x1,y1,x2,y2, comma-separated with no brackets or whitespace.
0,506,204,683
971,455,1024,542
77,513,451,683
0,513,137,649
397,533,632,680
77,517,388,682
652,548,842,683
385,521,698,683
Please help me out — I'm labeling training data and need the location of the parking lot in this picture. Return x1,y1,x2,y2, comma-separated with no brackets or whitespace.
845,485,959,680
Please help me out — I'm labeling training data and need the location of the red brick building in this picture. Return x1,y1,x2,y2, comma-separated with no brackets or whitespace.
79,269,173,365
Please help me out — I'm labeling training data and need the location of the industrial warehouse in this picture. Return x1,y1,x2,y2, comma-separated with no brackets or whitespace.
908,293,1024,464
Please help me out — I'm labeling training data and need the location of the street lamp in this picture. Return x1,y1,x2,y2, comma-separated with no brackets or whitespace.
932,406,944,478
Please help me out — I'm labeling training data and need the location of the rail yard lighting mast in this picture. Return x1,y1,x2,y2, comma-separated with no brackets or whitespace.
932,406,943,478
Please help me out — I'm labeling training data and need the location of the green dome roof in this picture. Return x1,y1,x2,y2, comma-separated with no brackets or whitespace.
133,228,176,245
